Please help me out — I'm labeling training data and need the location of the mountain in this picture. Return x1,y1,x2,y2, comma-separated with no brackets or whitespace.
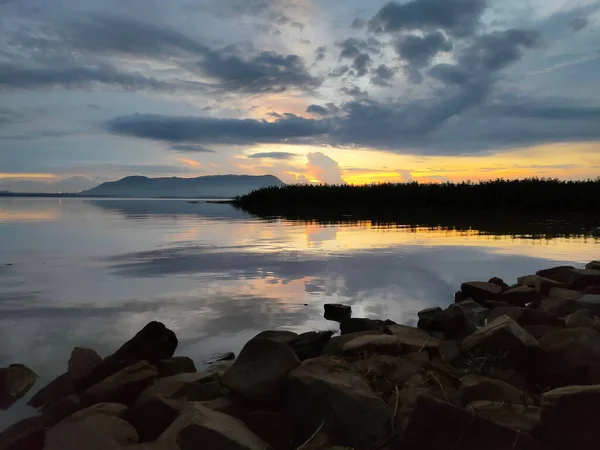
80,174,285,198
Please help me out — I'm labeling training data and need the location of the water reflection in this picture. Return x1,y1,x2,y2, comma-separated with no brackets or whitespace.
0,198,598,428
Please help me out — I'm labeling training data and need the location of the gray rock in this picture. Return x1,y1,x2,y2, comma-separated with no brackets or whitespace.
460,282,502,303
522,325,564,339
565,309,597,328
539,295,581,317
569,269,600,290
253,330,298,341
459,374,535,407
488,277,509,289
487,307,563,327
518,275,565,295
222,337,300,407
388,324,441,353
0,364,38,410
499,285,539,307
454,299,490,328
155,356,197,378
67,348,102,382
42,394,81,426
342,334,407,356
577,294,600,316
536,266,575,284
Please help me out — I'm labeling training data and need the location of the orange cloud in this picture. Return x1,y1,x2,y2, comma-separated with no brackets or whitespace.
176,158,201,167
0,173,57,179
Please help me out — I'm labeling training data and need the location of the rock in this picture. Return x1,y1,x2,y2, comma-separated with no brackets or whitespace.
254,330,298,341
127,395,182,442
565,309,597,328
568,269,600,290
388,324,441,353
403,394,546,450
285,356,389,449
484,300,512,309
0,416,46,450
202,353,235,365
488,277,509,289
586,261,600,270
523,325,564,339
417,307,444,332
324,304,351,321
460,281,502,303
82,361,158,407
536,266,575,284
28,373,75,409
322,331,384,356
538,327,600,387
499,285,539,306
454,290,467,303
577,294,600,316
584,286,600,294
206,360,235,375
549,287,584,301
459,374,534,407
75,359,141,392
468,401,541,433
442,304,475,339
109,321,177,363
42,394,81,426
244,411,293,450
461,316,540,366
136,372,219,405
541,385,600,450
44,404,138,450
67,348,102,382
159,402,267,450
342,334,407,356
454,299,490,328
126,443,180,450
200,395,250,421
287,331,333,360
438,341,461,363
400,370,460,407
0,364,38,410
155,356,197,378
487,307,563,327
518,275,565,295
539,296,580,317
222,337,300,407
339,318,394,335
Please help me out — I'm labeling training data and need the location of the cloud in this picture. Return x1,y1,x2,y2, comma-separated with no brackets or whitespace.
369,0,488,37
306,103,340,116
350,18,366,29
247,152,297,160
315,46,327,62
340,86,368,99
106,113,329,145
395,31,453,82
177,157,201,167
329,65,350,78
169,144,216,153
371,64,395,87
290,22,304,31
338,38,383,59
306,152,344,184
352,53,371,77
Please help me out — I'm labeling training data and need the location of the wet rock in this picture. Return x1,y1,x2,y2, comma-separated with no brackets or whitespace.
222,337,300,407
67,348,102,382
468,401,541,433
523,325,564,340
136,372,219,405
287,331,333,360
0,364,38,410
541,385,600,450
159,402,267,450
460,282,502,304
0,416,46,450
28,373,75,409
585,260,600,270
155,356,197,378
577,294,600,316
461,316,540,366
342,334,407,356
539,327,600,387
487,307,563,327
339,318,394,335
43,394,81,426
324,304,351,321
322,331,386,356
499,285,539,307
454,299,490,328
565,309,597,328
568,269,600,290
244,411,293,450
202,353,234,365
109,321,177,363
488,277,509,289
82,361,158,407
127,395,182,442
44,403,138,450
285,356,389,450
536,266,575,284
403,394,546,450
459,374,534,407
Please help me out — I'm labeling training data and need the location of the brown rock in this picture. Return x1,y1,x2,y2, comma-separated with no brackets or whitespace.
459,374,534,407
460,282,502,303
28,372,74,409
342,334,406,356
287,331,333,360
201,395,250,421
67,348,102,382
523,325,564,340
518,275,565,295
127,395,182,442
136,372,219,405
82,361,158,407
388,324,441,353
0,364,38,410
577,294,600,316
499,285,539,306
42,394,81,426
487,307,563,327
253,330,298,341
205,360,234,375
222,337,300,407
484,300,512,309
565,309,597,328
586,261,600,270
541,385,600,450
539,296,580,317
154,357,197,378
454,299,490,328
569,269,600,290
109,321,177,363
339,318,394,335
244,411,293,450
468,400,541,433
321,331,384,356
441,304,475,339
549,287,584,301
285,356,389,450
0,416,46,450
75,359,141,392
488,277,509,289
438,341,461,363
159,402,267,450
536,266,575,284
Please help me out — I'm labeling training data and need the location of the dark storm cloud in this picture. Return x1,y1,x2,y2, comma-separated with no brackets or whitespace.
350,18,366,29
352,53,371,77
340,86,368,99
0,107,21,125
370,64,395,87
315,45,327,62
106,113,329,145
329,65,350,78
369,0,488,37
169,144,217,153
395,31,452,82
337,38,383,59
247,152,296,160
290,22,305,31
306,103,340,116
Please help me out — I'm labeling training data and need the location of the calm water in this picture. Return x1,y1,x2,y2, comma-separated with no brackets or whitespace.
1,198,598,427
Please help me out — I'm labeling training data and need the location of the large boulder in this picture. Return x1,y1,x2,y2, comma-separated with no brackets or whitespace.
0,416,46,450
67,348,102,382
538,327,600,387
577,294,600,316
536,266,574,284
403,394,546,450
324,304,351,321
0,364,38,410
568,269,600,290
44,404,138,450
342,334,406,356
418,306,473,339
322,331,385,356
82,361,158,407
488,277,509,289
523,325,564,340
518,275,564,295
460,282,502,303
468,401,541,433
565,309,598,329
285,356,389,449
159,402,267,450
538,293,580,317
499,285,539,307
461,316,540,366
127,395,182,442
458,374,535,407
28,372,75,409
253,330,297,341
287,331,333,360
487,307,563,327
244,410,293,450
339,318,394,335
454,299,490,328
540,385,600,450
43,394,82,426
155,357,197,378
388,324,441,353
136,372,222,404
222,337,300,407
76,359,144,392
417,307,444,332
108,321,177,363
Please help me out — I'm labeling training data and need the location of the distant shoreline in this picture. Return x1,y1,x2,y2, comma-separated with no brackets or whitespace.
0,193,231,200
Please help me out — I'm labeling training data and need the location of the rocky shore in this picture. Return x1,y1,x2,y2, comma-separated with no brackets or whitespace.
2,261,600,450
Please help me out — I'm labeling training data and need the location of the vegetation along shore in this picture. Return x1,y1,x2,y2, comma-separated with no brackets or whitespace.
3,261,600,449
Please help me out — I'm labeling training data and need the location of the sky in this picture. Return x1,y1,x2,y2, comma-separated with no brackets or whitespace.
1,0,599,191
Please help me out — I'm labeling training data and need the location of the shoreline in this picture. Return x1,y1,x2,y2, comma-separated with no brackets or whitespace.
2,261,600,449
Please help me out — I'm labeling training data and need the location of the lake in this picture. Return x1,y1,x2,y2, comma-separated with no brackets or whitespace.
1,198,598,427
